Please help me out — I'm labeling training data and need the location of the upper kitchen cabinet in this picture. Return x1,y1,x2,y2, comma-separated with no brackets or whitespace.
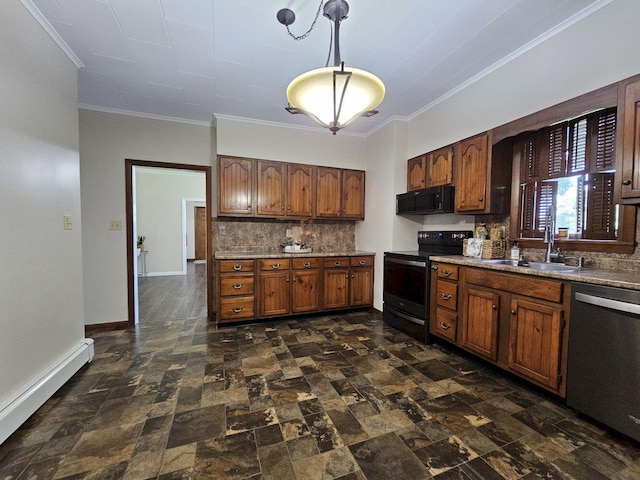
427,145,454,187
256,161,313,218
316,167,365,220
454,132,511,214
218,156,253,216
407,154,426,191
617,78,640,203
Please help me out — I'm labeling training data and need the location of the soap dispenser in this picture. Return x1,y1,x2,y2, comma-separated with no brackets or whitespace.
510,241,520,261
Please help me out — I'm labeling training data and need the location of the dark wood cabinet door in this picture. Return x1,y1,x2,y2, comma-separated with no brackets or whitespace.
342,170,365,219
508,298,563,391
461,286,499,361
407,155,426,191
427,145,453,187
349,267,373,307
455,134,488,212
619,79,640,201
257,161,285,216
287,164,313,217
323,269,349,309
218,157,253,215
316,167,342,218
292,269,320,313
260,272,290,316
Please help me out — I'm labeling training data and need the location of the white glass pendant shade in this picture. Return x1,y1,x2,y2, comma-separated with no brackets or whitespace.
286,64,385,131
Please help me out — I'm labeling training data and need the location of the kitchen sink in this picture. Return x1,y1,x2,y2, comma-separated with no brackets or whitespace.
526,262,579,272
477,258,579,272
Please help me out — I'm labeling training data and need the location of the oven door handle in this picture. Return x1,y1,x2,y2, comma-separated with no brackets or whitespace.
389,307,425,326
385,258,427,268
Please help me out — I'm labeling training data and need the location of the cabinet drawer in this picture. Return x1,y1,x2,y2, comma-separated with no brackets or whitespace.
437,264,458,280
260,258,290,271
434,308,457,341
219,296,254,320
292,257,319,269
325,257,349,268
219,260,255,273
436,280,458,310
350,256,374,267
220,275,254,296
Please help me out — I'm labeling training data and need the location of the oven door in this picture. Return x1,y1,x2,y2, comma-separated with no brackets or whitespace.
383,255,428,319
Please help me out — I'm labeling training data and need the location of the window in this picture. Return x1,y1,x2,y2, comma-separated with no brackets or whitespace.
515,108,618,241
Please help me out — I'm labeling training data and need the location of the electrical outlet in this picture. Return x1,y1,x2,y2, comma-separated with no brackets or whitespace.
109,220,122,231
219,225,226,235
64,215,73,230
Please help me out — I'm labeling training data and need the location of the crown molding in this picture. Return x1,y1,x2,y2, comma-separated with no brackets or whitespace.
21,0,84,68
78,104,215,127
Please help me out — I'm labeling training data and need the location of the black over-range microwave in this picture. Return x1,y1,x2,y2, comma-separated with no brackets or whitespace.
396,185,455,215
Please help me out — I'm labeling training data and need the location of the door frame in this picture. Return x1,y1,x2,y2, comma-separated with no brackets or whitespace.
125,159,213,326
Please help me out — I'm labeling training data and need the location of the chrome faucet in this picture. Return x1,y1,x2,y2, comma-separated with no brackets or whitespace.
544,213,555,263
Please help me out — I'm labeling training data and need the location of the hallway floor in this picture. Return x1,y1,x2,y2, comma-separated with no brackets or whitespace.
1,310,639,479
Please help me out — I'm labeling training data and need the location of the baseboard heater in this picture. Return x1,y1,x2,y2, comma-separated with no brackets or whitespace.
0,338,94,444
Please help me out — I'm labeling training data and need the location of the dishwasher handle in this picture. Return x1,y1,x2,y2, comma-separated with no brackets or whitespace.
575,292,640,315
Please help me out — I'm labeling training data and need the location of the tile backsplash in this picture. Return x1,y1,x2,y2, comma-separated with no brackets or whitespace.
212,218,356,253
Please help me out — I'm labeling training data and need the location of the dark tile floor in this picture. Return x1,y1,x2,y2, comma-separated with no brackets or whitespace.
1,311,639,479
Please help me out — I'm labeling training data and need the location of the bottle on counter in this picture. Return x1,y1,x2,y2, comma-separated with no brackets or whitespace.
510,241,520,261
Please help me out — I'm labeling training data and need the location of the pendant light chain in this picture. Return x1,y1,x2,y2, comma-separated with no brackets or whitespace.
285,0,325,41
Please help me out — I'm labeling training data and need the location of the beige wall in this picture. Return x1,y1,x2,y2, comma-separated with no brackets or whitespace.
0,1,84,437
79,110,215,324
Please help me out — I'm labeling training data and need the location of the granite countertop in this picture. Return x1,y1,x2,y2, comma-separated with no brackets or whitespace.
430,255,640,291
214,249,375,260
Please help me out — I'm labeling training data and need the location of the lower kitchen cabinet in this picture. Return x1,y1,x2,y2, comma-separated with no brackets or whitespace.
508,298,564,391
431,264,570,397
460,286,500,361
216,254,374,322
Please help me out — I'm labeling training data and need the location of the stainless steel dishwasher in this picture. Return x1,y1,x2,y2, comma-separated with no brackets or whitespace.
566,282,640,442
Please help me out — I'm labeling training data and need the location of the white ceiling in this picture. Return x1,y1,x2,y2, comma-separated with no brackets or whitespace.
26,0,608,135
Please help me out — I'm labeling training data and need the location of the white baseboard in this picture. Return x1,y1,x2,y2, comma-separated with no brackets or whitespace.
0,339,94,444
146,270,185,277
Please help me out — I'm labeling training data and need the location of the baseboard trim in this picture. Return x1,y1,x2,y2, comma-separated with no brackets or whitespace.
85,321,128,332
0,339,94,444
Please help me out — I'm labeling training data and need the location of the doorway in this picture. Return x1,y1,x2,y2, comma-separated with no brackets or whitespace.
125,159,212,326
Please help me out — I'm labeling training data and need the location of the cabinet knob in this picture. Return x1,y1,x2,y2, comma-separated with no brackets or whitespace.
248,204,251,208
431,265,439,271
492,305,497,310
359,260,366,265
478,197,484,202
440,322,451,330
292,278,297,282
334,261,341,266
345,274,349,278
233,284,242,289
281,206,285,210
623,179,632,186
233,265,242,271
272,263,280,269
286,278,290,282
511,309,516,315
442,270,452,277
287,206,291,210
303,262,311,268
441,293,452,300
233,307,243,313
351,274,354,278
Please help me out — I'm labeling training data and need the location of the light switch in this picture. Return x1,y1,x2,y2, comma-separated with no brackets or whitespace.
64,215,73,230
219,225,226,235
109,220,122,231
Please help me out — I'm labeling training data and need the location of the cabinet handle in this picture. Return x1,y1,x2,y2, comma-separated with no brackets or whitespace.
233,307,243,313
442,270,452,277
440,322,451,330
431,265,439,271
272,263,280,269
334,261,341,266
303,262,311,268
493,305,497,310
623,179,632,186
441,293,451,300
248,204,251,208
511,309,516,315
232,284,242,289
233,264,242,271
359,260,366,265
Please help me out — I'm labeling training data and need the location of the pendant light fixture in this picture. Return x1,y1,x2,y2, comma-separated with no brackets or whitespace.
277,0,385,134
